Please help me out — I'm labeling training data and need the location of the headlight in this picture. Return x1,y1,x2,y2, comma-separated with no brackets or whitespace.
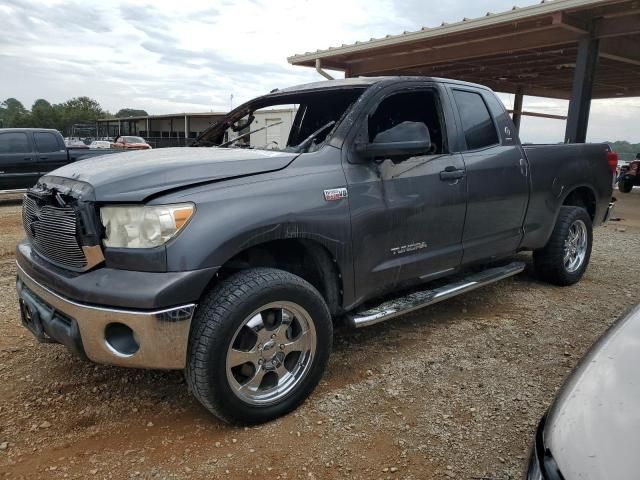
100,203,194,248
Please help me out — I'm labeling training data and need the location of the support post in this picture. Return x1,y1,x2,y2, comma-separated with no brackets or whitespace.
512,87,524,131
184,114,190,144
146,117,150,137
565,36,599,143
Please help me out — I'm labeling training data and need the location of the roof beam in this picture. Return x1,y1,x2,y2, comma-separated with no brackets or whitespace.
600,36,640,66
348,28,581,76
552,12,590,34
595,13,640,38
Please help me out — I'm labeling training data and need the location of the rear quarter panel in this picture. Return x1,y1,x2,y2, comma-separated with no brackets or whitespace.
520,143,612,250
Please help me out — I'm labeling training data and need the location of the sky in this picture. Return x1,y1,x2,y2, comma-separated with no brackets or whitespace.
1,0,638,144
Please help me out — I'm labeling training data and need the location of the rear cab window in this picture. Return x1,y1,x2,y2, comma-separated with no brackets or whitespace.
0,132,31,154
451,90,499,150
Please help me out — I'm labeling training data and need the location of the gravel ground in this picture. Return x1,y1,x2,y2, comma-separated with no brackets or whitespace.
0,189,638,480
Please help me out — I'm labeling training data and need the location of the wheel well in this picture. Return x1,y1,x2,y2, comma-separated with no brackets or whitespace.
563,187,596,220
216,239,343,316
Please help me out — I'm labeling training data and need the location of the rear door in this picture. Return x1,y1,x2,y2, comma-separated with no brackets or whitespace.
344,83,468,301
0,131,37,190
448,87,529,263
34,131,68,175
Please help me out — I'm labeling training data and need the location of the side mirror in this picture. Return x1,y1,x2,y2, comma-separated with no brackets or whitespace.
356,121,431,159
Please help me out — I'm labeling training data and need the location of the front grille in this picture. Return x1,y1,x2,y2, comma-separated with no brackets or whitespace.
22,195,87,270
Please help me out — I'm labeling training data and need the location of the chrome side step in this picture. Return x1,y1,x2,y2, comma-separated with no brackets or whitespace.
347,261,526,328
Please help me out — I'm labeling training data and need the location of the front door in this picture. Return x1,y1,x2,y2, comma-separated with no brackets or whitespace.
0,131,37,190
344,86,467,303
449,88,529,263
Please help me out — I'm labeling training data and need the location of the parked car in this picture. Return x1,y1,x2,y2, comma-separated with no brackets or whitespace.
111,135,151,150
526,304,640,480
15,77,615,424
89,140,112,149
0,128,119,191
617,154,639,193
64,139,89,149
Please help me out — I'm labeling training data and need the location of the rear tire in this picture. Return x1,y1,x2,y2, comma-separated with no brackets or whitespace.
618,180,633,193
533,206,593,286
186,268,332,424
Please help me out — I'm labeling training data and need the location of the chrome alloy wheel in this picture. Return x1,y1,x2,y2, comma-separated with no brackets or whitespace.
563,219,588,273
225,302,317,405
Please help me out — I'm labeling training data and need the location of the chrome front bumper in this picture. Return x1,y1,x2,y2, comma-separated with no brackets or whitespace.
16,263,196,369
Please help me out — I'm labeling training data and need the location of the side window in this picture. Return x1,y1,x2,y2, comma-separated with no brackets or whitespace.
0,132,31,154
368,90,446,154
452,90,499,150
34,132,61,153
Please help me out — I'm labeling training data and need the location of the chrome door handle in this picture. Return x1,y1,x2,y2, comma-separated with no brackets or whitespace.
519,158,528,177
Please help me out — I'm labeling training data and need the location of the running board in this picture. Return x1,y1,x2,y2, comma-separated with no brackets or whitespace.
347,261,526,328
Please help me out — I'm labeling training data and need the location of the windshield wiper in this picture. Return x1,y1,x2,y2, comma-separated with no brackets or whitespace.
218,121,284,148
291,121,336,153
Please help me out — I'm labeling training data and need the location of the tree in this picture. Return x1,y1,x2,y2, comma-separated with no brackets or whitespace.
607,141,640,161
29,99,60,129
57,96,107,135
115,108,148,118
0,98,28,127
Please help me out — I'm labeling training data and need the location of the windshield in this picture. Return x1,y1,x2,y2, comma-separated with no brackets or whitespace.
193,88,366,152
124,136,146,143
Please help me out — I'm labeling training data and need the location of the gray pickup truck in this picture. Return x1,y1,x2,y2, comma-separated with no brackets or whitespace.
15,77,615,424
0,128,117,192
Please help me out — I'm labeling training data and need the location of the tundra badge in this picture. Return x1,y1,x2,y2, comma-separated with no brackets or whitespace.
324,187,348,201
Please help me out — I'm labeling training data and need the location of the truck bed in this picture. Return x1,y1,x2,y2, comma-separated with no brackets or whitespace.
520,142,613,249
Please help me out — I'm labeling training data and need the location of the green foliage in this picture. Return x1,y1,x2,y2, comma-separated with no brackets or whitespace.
0,96,112,134
607,141,640,161
0,98,28,128
115,108,148,118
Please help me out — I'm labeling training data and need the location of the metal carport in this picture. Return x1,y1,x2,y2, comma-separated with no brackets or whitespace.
288,0,640,143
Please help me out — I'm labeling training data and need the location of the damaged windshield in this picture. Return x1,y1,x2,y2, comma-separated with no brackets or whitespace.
193,88,366,153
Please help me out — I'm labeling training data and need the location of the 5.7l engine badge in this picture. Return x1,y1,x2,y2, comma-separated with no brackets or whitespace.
324,187,348,201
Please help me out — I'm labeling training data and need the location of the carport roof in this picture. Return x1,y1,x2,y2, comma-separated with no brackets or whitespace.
288,0,640,99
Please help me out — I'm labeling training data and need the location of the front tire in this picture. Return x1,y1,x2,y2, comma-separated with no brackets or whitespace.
618,179,633,193
533,206,593,286
186,268,332,424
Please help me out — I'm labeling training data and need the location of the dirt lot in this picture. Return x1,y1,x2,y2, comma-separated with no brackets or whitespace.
0,189,638,480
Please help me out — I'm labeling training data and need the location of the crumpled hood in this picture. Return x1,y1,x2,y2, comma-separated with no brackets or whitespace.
46,147,298,202
544,304,640,479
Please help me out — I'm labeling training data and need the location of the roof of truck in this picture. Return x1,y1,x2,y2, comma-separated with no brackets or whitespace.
275,76,491,94
0,128,61,133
